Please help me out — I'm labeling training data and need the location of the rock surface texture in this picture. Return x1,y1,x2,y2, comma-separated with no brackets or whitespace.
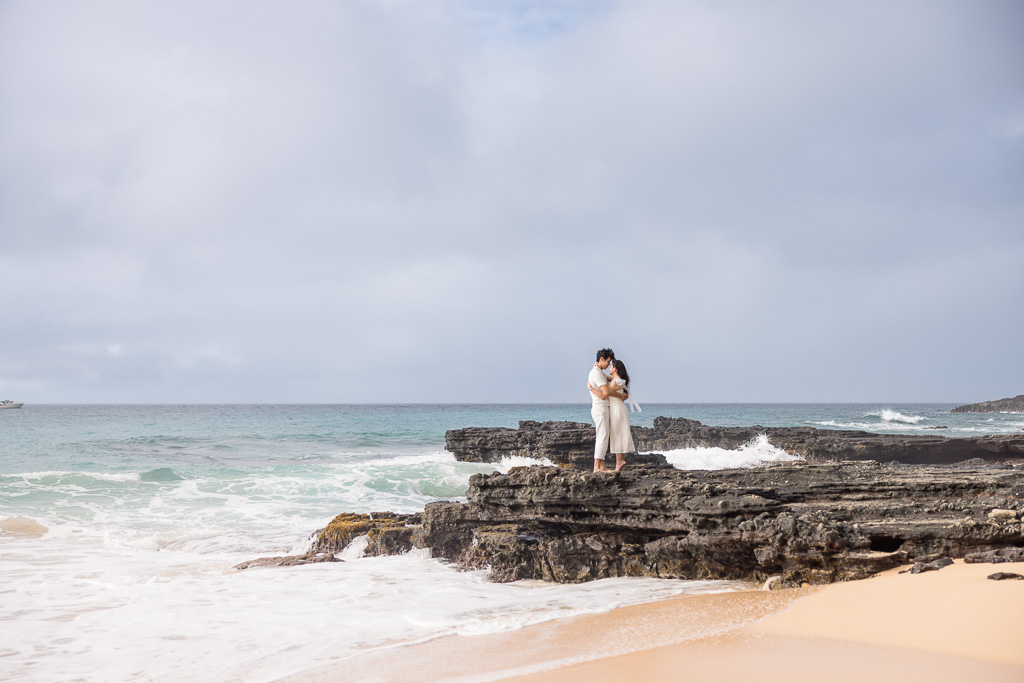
445,420,671,469
306,461,1024,588
233,551,340,570
445,418,1024,468
951,395,1024,414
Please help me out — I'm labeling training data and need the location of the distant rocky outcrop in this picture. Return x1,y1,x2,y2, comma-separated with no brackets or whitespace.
446,418,1024,469
298,461,1024,588
951,395,1024,414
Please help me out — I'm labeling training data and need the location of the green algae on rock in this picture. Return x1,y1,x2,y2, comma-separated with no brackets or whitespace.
313,511,423,557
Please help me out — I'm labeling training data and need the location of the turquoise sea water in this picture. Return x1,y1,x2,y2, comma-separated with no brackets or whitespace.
4,402,1014,473
1,403,1021,682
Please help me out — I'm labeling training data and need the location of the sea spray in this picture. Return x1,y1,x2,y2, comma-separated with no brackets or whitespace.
870,409,927,424
660,434,803,470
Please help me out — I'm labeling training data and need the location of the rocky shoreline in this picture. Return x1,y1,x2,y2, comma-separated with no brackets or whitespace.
237,418,1024,588
952,394,1024,414
293,461,1024,588
446,417,1024,468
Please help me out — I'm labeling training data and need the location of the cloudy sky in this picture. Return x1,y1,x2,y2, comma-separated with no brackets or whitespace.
1,1,1021,404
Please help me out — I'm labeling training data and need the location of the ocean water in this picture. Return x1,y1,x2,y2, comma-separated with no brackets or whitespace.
1,403,1020,682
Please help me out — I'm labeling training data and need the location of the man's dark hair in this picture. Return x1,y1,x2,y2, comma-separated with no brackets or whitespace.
596,348,615,363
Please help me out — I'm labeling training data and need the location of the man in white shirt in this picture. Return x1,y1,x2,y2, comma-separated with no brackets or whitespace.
588,348,617,472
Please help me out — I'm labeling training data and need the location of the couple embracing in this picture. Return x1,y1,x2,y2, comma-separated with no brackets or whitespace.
587,348,640,472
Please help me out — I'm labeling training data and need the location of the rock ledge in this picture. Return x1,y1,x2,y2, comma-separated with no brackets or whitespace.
303,460,1024,588
446,417,1024,468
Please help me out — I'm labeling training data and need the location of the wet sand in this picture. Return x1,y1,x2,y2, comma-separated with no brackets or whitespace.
290,560,1024,683
0,516,48,538
287,586,806,682
504,560,1024,683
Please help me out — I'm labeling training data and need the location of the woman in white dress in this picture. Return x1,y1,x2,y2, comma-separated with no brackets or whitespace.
588,360,634,472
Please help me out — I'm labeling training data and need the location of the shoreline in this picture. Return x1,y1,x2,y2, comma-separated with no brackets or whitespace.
289,560,1024,683
503,559,1024,683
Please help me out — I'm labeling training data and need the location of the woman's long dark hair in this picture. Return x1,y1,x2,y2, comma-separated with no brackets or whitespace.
612,360,630,389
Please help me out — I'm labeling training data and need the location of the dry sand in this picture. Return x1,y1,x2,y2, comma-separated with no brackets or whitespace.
291,560,1024,683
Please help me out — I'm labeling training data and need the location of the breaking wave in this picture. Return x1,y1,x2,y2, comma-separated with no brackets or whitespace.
659,434,802,471
869,409,926,424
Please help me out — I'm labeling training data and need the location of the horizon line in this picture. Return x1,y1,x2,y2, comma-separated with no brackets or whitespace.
6,401,970,406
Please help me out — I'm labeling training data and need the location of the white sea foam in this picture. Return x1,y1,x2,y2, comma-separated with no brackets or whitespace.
951,425,1024,433
493,454,555,471
339,533,369,560
2,446,720,682
814,419,925,432
814,419,1024,436
0,531,744,682
660,434,803,471
869,409,926,424
367,451,552,471
1,470,143,482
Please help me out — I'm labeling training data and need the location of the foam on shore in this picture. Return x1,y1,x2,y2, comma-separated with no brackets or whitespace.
292,560,1024,683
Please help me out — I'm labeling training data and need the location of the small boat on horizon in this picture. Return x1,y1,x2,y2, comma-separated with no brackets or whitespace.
0,400,24,409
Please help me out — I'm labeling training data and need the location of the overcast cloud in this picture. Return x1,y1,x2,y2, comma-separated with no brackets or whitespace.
1,0,1021,403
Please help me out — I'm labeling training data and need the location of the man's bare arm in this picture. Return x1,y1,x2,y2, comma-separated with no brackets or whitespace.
589,383,627,400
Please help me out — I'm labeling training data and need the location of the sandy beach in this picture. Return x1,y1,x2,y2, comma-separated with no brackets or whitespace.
292,560,1024,683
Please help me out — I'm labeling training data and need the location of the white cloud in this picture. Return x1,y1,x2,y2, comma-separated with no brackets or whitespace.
0,0,1021,402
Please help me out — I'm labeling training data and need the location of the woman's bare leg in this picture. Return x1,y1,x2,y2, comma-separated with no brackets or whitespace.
615,453,626,471
594,458,609,472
